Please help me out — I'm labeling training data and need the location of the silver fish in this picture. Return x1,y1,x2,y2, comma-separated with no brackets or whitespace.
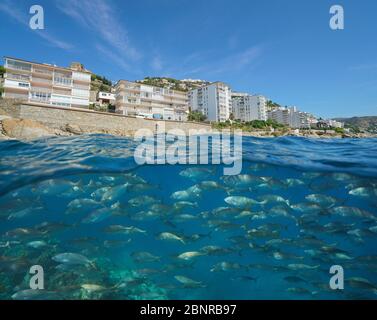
52,253,94,267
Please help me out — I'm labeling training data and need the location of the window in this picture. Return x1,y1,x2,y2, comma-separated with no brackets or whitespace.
7,73,30,81
54,76,72,86
6,59,32,71
30,91,51,102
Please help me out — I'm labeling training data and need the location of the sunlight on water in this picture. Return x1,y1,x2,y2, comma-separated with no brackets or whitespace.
0,135,376,300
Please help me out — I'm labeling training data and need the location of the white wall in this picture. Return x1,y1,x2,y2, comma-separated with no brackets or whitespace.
72,71,91,82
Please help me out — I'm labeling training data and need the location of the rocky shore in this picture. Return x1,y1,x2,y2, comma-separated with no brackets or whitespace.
241,129,375,139
0,101,375,141
1,114,374,141
0,115,137,140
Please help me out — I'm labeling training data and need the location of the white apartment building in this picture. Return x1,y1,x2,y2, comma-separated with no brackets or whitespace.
232,94,267,121
268,106,304,128
312,119,344,129
325,119,344,128
115,80,188,121
188,82,232,122
2,57,91,108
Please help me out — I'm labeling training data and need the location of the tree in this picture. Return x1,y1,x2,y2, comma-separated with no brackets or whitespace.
334,127,344,134
108,104,116,113
188,111,206,122
0,66,4,98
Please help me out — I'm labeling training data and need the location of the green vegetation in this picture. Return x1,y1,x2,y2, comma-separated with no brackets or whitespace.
89,103,116,113
91,74,112,86
334,127,344,134
91,74,112,92
0,65,5,77
138,77,188,92
345,124,361,134
107,104,116,113
266,100,281,109
335,116,377,134
0,65,4,98
89,103,108,113
137,77,210,92
212,119,287,131
188,111,207,122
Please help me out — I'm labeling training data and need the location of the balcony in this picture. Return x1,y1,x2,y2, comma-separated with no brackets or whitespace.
32,67,53,76
72,83,89,90
6,73,30,82
30,87,52,94
53,88,71,95
5,61,32,72
53,77,73,87
31,77,53,85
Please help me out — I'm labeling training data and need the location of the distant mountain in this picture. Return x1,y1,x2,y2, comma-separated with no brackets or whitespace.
334,116,377,133
136,77,211,92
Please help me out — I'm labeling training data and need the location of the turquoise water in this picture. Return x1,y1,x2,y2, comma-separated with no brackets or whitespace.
0,135,376,300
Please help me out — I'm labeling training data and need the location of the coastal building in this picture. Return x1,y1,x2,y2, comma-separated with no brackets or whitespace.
232,94,268,121
115,80,189,121
268,106,303,128
315,119,344,129
97,92,115,107
2,57,91,108
188,82,232,122
326,119,344,128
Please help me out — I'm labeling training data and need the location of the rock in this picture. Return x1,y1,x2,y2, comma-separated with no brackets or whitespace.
1,118,57,140
64,124,83,135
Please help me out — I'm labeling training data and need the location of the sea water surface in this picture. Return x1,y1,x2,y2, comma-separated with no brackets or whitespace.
0,135,376,300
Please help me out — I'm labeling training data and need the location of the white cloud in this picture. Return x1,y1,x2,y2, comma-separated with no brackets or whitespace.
95,44,142,75
183,45,264,77
56,0,141,61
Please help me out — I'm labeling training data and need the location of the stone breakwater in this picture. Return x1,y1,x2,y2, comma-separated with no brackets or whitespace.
0,101,212,140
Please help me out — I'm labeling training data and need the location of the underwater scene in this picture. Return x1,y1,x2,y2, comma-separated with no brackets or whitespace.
0,135,376,300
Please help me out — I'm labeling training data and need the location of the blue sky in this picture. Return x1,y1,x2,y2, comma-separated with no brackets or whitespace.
0,0,376,118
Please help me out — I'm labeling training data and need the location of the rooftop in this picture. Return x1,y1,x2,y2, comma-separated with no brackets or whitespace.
4,56,92,74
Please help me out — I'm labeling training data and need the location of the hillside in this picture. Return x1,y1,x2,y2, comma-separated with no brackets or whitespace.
136,77,210,92
334,116,377,133
91,74,112,92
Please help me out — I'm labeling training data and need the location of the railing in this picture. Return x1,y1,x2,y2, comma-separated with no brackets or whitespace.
29,97,51,103
32,68,53,76
53,88,71,95
72,84,89,90
31,77,52,84
125,85,140,90
31,87,52,93
6,73,30,81
5,64,31,72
